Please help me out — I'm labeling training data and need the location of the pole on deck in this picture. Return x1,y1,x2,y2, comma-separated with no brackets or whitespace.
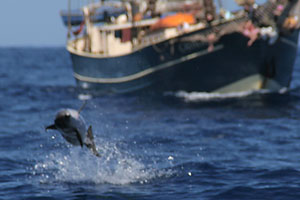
218,0,223,9
67,0,71,39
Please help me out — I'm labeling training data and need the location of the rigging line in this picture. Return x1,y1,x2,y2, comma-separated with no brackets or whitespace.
78,101,88,114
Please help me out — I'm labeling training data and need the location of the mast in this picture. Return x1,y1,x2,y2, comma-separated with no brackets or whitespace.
218,0,223,9
67,0,71,39
147,0,157,17
203,0,216,23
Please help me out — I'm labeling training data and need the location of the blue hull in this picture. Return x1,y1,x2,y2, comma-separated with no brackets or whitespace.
69,29,299,94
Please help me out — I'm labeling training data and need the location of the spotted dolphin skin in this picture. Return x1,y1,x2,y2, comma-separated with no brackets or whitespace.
46,108,100,157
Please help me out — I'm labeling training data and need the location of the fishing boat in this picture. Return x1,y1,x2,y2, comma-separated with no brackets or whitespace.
61,0,300,94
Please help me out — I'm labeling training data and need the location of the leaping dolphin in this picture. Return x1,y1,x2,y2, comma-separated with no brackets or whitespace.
46,108,100,157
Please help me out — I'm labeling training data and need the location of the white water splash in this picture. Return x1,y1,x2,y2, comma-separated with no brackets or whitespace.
78,93,93,101
169,89,274,102
33,140,173,185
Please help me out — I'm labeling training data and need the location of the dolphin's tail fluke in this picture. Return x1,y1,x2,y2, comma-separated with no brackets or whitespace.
84,126,101,157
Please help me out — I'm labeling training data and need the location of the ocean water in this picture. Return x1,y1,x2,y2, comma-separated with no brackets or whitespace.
1,46,300,200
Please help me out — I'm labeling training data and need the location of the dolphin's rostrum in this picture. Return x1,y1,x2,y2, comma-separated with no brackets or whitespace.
46,108,100,157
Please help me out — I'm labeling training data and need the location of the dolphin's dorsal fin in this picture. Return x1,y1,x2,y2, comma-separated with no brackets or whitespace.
78,101,87,114
85,126,101,157
45,124,57,131
75,129,84,147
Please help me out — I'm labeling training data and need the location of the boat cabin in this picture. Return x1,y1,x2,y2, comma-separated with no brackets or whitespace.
64,0,246,57
63,0,299,57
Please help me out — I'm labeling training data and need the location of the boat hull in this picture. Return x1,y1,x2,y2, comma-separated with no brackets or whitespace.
69,29,299,94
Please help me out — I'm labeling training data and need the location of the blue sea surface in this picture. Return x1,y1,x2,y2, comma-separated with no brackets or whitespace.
1,46,300,200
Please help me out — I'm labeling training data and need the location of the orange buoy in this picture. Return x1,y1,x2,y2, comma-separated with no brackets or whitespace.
151,13,196,30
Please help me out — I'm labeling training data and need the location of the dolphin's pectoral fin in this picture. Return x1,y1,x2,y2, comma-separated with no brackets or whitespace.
85,126,101,157
75,129,84,147
46,124,57,131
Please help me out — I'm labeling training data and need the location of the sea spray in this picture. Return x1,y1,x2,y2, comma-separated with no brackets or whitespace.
32,139,174,185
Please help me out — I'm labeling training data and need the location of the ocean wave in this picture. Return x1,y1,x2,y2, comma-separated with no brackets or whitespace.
257,168,300,180
213,186,300,200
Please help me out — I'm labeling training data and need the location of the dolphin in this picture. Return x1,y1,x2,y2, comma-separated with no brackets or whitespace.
46,108,100,157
